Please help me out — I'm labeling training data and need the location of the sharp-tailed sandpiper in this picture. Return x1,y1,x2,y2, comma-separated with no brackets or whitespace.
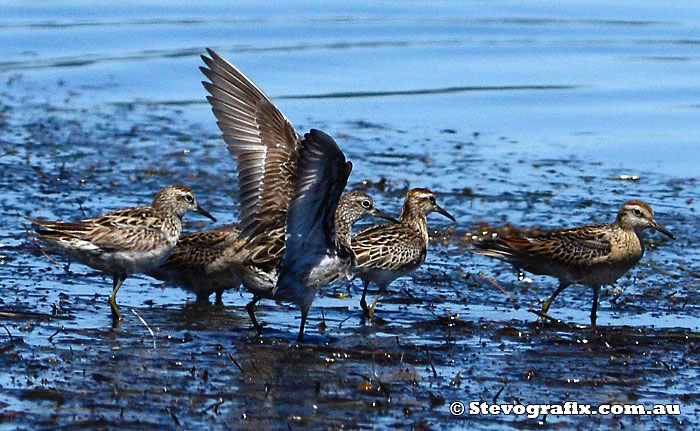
26,185,216,324
351,188,456,319
200,49,395,341
473,200,674,325
147,224,242,305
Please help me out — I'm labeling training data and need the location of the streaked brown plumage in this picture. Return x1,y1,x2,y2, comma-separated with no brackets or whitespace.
147,224,242,304
200,49,395,341
26,185,216,325
224,190,396,332
474,200,674,325
352,188,456,318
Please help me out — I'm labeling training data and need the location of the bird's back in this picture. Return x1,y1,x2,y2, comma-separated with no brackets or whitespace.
27,206,180,276
150,224,241,279
147,224,243,298
352,222,427,286
474,222,643,285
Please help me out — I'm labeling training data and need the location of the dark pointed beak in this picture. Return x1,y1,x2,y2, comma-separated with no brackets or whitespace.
651,220,674,239
372,208,399,224
434,204,456,223
196,205,217,222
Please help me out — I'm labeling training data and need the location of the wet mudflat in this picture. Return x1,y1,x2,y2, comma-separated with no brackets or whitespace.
2,1,700,430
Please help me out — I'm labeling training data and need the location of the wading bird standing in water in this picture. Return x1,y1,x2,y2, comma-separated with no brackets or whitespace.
148,224,242,305
26,185,216,325
473,200,674,325
351,188,456,319
200,49,395,341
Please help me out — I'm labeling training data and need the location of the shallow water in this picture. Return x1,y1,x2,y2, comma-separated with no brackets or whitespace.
1,1,699,429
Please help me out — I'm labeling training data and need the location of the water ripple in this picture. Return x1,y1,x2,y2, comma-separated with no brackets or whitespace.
278,84,579,100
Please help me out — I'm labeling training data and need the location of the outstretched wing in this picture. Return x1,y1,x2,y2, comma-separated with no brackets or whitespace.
200,48,302,238
276,129,352,293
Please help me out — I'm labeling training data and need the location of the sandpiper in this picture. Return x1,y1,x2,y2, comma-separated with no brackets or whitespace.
147,224,242,305
200,48,395,341
276,189,397,338
26,185,216,325
226,189,395,336
351,188,456,319
473,200,674,326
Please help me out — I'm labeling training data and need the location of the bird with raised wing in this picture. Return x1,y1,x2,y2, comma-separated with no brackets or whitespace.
26,185,216,325
200,49,395,341
473,200,674,325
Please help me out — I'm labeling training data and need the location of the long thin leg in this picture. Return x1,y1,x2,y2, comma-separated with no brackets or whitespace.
109,275,125,326
360,279,371,316
368,292,383,320
215,289,224,306
590,285,601,326
245,295,262,333
297,306,310,343
541,281,570,316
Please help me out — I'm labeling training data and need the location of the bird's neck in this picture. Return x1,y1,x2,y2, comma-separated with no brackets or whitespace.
334,211,356,250
332,214,357,267
611,223,646,260
400,206,429,244
614,218,646,243
152,200,185,219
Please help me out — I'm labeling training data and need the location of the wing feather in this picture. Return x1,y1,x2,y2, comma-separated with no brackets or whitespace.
276,129,351,292
26,207,171,253
352,223,425,271
155,224,241,273
474,224,613,272
200,48,302,238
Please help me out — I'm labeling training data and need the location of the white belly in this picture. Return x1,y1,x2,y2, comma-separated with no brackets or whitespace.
66,242,174,276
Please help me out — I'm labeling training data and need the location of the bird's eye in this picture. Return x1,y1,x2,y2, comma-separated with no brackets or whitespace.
632,208,642,216
428,196,436,204
361,199,372,209
184,194,194,203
